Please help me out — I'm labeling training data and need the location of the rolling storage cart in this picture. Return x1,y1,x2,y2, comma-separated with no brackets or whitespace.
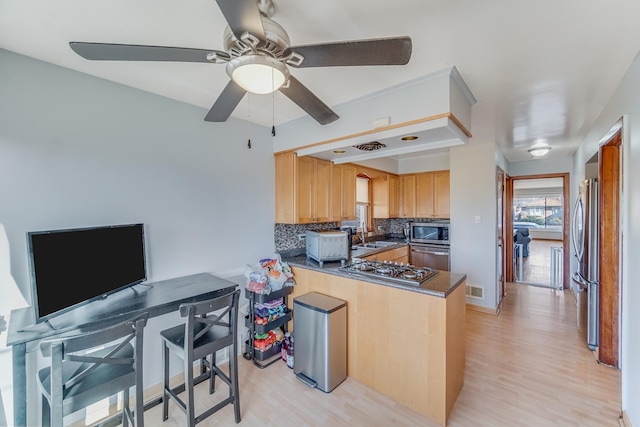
243,286,293,368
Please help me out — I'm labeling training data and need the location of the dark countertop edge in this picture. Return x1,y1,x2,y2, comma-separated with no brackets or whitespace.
281,255,467,298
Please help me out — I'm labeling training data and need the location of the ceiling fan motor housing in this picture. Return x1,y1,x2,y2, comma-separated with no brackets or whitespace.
223,16,290,61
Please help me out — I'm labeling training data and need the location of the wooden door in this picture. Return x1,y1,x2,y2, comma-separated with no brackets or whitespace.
598,126,622,368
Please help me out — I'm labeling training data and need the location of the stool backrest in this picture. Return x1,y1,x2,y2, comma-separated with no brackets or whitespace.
39,312,149,426
178,289,240,353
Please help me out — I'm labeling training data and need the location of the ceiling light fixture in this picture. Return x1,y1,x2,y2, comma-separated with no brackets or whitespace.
528,145,552,157
333,149,346,154
401,135,419,141
226,55,290,95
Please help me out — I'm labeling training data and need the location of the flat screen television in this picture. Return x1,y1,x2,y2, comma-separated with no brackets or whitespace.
27,223,147,324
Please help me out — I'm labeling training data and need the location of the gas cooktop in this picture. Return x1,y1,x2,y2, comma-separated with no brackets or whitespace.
338,259,438,286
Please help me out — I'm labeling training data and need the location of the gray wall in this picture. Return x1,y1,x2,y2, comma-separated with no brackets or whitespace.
571,50,640,424
0,48,275,400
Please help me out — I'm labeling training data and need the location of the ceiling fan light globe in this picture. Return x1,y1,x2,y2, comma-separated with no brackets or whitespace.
226,55,289,95
528,146,551,157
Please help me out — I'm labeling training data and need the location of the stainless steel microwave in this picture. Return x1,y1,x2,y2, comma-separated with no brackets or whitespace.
410,222,450,245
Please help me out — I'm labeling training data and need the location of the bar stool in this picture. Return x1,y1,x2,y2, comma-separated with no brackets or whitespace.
37,312,149,427
160,288,241,427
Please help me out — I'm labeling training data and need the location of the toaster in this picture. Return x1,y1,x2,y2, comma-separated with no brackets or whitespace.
305,230,349,266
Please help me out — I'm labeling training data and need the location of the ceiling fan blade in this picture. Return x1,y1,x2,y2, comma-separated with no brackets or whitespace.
286,36,412,68
204,80,247,122
279,76,339,125
215,0,266,41
69,42,227,62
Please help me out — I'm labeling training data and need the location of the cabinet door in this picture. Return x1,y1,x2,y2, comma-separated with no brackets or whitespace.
296,156,315,223
389,174,399,218
331,164,344,222
433,171,450,218
400,175,416,218
275,152,296,224
372,174,391,218
416,172,435,217
341,164,357,220
314,159,332,223
373,174,400,219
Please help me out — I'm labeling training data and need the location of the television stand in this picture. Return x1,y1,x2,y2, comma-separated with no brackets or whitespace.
130,282,154,295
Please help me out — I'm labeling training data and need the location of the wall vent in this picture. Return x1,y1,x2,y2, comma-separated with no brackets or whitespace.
465,285,484,299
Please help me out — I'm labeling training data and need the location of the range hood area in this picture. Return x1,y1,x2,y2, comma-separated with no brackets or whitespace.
273,65,477,164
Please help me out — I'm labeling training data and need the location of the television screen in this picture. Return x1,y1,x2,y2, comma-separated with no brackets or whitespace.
27,223,146,323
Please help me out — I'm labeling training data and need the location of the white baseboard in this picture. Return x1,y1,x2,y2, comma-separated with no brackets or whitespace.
619,410,633,427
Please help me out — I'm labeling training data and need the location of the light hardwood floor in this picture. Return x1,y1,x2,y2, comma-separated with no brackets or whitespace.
137,281,621,427
519,238,563,287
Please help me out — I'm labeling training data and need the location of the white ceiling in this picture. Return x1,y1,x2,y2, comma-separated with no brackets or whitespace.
1,0,639,163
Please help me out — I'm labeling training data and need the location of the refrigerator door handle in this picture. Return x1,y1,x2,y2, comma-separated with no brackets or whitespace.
572,271,588,289
572,197,584,261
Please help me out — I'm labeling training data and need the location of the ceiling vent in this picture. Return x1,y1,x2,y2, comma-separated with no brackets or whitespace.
353,141,386,151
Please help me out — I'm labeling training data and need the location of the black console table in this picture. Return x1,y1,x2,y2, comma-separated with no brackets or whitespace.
6,272,239,427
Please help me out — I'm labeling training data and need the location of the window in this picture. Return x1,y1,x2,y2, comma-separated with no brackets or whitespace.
513,196,563,230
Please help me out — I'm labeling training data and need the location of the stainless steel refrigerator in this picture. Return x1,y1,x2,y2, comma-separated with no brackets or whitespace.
571,178,598,350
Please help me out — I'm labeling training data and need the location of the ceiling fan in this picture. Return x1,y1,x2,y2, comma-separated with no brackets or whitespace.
69,0,412,126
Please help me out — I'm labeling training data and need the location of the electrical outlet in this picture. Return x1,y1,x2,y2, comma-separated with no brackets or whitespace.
377,226,383,232
298,233,306,241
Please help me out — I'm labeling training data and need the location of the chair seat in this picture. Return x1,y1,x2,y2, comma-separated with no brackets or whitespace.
37,344,136,415
160,323,233,361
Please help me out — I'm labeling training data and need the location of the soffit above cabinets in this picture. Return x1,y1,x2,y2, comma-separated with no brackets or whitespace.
275,66,476,163
296,115,469,164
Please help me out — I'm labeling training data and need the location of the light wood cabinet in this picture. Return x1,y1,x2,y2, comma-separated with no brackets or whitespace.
416,171,450,218
372,174,399,219
331,163,357,221
287,266,466,426
399,174,416,218
275,152,331,224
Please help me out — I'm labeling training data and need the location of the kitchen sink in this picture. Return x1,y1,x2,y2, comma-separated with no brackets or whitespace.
352,241,398,250
372,241,397,247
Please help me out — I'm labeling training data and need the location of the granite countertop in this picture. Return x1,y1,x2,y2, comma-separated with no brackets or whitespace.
280,242,466,298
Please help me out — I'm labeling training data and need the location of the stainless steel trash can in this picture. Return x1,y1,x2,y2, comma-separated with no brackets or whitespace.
293,292,347,393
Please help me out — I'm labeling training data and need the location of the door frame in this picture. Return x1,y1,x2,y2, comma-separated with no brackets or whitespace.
597,120,623,368
505,173,570,288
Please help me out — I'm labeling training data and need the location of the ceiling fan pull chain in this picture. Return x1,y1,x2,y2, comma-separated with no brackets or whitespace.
247,94,252,149
271,66,276,137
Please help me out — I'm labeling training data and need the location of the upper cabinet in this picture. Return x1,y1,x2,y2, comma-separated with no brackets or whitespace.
331,164,357,222
275,152,331,224
372,174,399,219
276,152,450,223
399,174,417,218
416,171,450,218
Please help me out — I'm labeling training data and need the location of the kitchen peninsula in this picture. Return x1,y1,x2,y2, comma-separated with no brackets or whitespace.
282,248,466,426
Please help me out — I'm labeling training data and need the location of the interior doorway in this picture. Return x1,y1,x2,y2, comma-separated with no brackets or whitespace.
597,120,623,368
506,173,570,289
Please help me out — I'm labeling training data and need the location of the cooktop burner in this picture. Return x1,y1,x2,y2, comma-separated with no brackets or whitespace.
338,260,438,286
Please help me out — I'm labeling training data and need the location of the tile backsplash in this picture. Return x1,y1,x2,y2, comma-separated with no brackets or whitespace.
274,218,416,252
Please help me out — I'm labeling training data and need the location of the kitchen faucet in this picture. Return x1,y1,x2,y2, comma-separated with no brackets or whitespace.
360,220,366,244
